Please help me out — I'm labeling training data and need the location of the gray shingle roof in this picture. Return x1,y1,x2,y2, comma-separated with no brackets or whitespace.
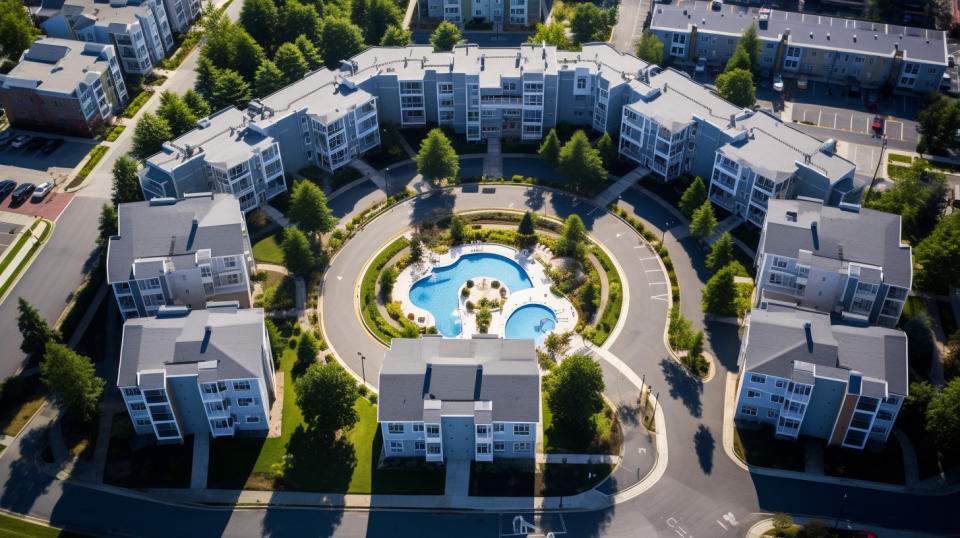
0,38,113,96
761,198,912,288
378,337,540,423
106,193,246,283
117,303,268,387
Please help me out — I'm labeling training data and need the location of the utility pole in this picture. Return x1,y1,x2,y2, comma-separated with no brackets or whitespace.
357,351,366,384
834,492,848,529
868,135,888,195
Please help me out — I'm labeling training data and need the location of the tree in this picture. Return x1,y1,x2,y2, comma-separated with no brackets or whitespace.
739,24,761,67
899,381,935,435
799,520,836,538
916,92,960,155
864,160,947,243
415,128,459,182
17,298,60,357
926,378,960,458
538,128,561,167
724,45,752,73
281,227,315,275
544,354,605,442
904,314,935,376
182,89,211,118
158,91,198,137
689,330,704,361
210,67,252,109
706,232,735,273
274,42,310,84
914,211,960,294
0,0,40,61
40,343,104,423
678,176,708,218
945,330,960,381
201,17,264,80
365,0,402,44
578,279,598,314
518,211,536,236
542,331,572,361
448,215,466,244
558,130,607,193
596,132,616,168
281,0,323,44
295,34,323,70
239,0,279,51
527,22,570,50
295,361,360,433
111,155,142,206
380,25,412,47
97,203,118,252
570,2,613,44
635,30,664,65
715,68,756,108
554,214,587,258
296,330,319,372
195,56,219,100
255,59,286,97
289,180,338,236
689,200,717,240
321,17,366,68
350,0,368,31
131,112,173,160
702,263,738,317
476,307,493,333
668,303,694,350
409,236,423,262
430,21,461,51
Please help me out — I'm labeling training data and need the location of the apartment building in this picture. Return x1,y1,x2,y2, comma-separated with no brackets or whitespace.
39,0,174,76
378,336,541,463
161,0,201,34
142,108,288,211
755,199,912,328
650,1,948,93
419,0,539,26
106,193,255,321
734,299,907,450
0,38,128,137
118,303,276,444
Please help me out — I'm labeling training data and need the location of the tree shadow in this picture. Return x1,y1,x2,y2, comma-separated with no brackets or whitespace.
0,425,56,514
677,235,712,284
409,188,456,224
704,320,743,373
524,186,545,211
369,427,445,495
659,358,703,418
694,424,715,475
617,404,639,427
280,425,356,493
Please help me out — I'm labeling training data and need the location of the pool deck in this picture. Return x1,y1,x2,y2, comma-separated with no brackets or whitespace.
393,240,577,339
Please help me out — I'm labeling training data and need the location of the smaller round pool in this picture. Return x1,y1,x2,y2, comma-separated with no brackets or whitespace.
504,304,558,344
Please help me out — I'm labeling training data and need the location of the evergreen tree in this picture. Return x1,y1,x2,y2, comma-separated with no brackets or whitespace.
596,132,616,168
289,180,338,235
365,0,402,44
554,214,587,258
415,128,459,182
579,279,598,314
864,160,948,243
97,204,118,252
239,0,279,50
255,59,286,97
295,34,323,69
295,361,360,433
701,264,738,317
296,330,319,373
17,298,60,357
210,67,251,109
715,68,756,108
678,176,708,218
41,343,105,423
430,21,461,51
274,42,310,84
320,17,366,67
201,17,264,80
724,45,752,73
182,89,211,118
527,22,570,50
131,112,173,160
195,56,219,101
158,91,197,137
281,227,315,275
689,200,717,241
518,211,536,235
448,215,466,243
558,130,606,193
538,128,561,167
380,25,412,47
0,0,40,61
111,155,142,206
350,0,368,30
281,0,323,44
635,30,664,65
739,24,761,67
409,236,423,262
706,232,735,273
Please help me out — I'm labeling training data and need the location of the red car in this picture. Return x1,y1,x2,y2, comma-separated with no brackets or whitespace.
872,116,884,134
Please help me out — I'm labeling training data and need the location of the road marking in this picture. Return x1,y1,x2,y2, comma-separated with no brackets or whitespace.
716,520,728,531
508,202,514,208
849,115,854,131
648,281,667,286
651,293,669,301
722,512,738,526
639,447,647,454
337,275,343,280
645,269,662,273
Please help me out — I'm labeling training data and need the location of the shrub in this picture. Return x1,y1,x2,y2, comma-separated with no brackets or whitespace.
368,394,378,404
461,287,470,297
358,384,369,396
466,279,474,288
386,302,404,320
379,266,398,300
465,300,475,311
361,237,412,342
491,280,500,288
288,337,297,348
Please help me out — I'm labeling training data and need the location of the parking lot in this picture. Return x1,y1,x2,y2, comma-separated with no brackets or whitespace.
0,221,25,254
0,192,74,221
0,131,98,188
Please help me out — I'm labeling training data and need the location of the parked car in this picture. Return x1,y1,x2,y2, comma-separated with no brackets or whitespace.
695,57,706,74
772,74,784,92
25,137,48,152
10,135,31,149
872,115,884,135
0,130,13,147
32,182,53,201
40,138,64,154
0,180,16,199
11,183,35,204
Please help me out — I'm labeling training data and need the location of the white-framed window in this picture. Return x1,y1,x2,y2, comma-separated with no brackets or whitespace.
740,406,757,416
476,425,489,435
576,78,586,89
493,423,504,433
477,444,490,454
390,440,403,453
233,380,251,391
513,442,531,452
513,424,530,436
136,418,152,426
413,423,424,432
415,440,425,451
427,444,441,454
747,390,761,398
494,441,504,452
775,380,785,388
426,424,440,437
130,402,146,411
770,395,784,404
124,387,141,396
237,397,254,407
388,423,404,434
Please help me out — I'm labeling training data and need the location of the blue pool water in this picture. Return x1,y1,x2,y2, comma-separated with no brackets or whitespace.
409,253,533,337
505,304,558,345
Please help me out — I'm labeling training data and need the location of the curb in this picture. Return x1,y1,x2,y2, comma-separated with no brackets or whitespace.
0,218,54,307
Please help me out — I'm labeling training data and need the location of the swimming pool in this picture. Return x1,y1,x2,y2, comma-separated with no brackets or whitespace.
504,304,558,345
409,253,533,337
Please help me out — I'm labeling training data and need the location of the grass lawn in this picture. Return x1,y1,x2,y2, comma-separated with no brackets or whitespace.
541,394,622,454
470,459,613,496
887,153,912,164
0,376,47,437
900,295,927,325
104,415,193,489
823,438,904,484
207,343,444,493
0,513,91,537
252,232,285,265
733,425,805,471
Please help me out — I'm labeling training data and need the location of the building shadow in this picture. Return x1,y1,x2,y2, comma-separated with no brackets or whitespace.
703,320,742,373
677,235,712,284
329,180,380,220
260,505,345,537
694,424,715,474
660,358,703,418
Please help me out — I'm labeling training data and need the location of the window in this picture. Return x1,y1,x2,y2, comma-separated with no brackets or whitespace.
513,442,531,452
390,441,403,453
750,374,766,384
130,402,146,411
767,410,777,418
872,426,887,434
123,387,141,397
233,380,251,391
747,390,760,398
876,411,893,421
415,440,425,451
576,78,587,89
770,395,784,404
494,441,504,452
136,418,152,426
740,406,757,416
245,416,260,423
513,424,530,435
237,397,254,407
477,444,490,454
775,380,785,388
476,425,489,435
426,424,440,437
884,396,900,405
388,423,404,434
413,423,424,432
427,444,441,455
493,423,504,433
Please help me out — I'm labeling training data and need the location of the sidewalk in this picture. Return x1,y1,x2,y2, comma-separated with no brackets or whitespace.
745,516,944,538
260,204,291,228
594,166,648,209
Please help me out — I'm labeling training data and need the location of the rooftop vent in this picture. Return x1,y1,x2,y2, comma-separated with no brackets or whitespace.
148,197,178,206
826,32,830,40
200,326,212,354
196,118,211,129
853,34,857,42
786,210,798,222
809,32,814,38
804,322,813,352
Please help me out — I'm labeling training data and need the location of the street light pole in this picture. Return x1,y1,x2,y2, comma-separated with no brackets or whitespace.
357,352,366,384
662,221,671,244
834,492,848,529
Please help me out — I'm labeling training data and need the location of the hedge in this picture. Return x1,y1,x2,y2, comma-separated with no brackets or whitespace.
360,237,416,342
121,90,152,118
589,246,623,346
67,145,108,189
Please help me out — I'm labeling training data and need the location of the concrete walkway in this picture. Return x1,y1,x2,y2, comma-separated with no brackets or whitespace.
482,138,503,178
593,166,647,208
706,215,743,245
190,434,210,489
261,204,291,228
443,458,471,497
350,159,388,191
